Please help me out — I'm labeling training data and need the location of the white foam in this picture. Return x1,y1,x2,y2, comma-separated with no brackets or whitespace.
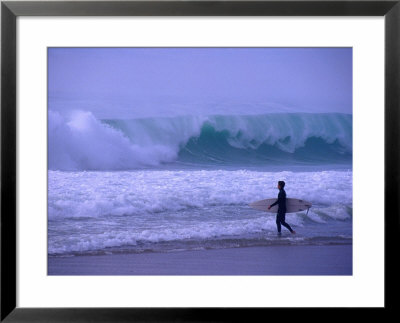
48,169,352,219
48,169,352,254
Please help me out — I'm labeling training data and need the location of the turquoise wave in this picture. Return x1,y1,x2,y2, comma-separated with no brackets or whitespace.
178,123,351,166
104,113,352,167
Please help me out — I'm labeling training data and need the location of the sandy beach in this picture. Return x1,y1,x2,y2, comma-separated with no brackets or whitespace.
48,244,352,276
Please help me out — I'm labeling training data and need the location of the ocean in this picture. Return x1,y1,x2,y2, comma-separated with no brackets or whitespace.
48,111,352,257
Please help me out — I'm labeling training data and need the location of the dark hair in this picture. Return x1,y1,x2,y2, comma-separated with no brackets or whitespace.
278,181,285,188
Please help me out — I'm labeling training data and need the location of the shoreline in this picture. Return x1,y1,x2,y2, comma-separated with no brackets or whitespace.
48,244,352,276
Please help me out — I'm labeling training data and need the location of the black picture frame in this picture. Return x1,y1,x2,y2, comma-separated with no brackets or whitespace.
1,0,399,321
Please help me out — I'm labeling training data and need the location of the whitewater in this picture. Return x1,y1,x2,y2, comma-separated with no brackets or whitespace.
48,111,352,256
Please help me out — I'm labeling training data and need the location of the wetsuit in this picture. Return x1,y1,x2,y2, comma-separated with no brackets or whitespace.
270,188,294,233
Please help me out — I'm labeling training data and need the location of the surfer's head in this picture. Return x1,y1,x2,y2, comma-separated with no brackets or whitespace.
278,181,285,189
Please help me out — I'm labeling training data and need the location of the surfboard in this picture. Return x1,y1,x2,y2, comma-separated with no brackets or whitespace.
249,198,312,213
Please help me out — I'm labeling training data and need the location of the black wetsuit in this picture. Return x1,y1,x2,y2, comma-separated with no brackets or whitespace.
270,188,294,233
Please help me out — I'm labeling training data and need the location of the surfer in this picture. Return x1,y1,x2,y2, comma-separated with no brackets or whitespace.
268,181,296,235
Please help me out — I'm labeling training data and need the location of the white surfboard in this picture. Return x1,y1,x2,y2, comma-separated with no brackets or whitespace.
249,198,312,213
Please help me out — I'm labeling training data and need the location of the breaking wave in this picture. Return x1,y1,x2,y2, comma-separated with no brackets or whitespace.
48,110,352,170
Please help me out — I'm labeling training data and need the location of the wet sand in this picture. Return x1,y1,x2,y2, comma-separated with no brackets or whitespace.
48,244,352,275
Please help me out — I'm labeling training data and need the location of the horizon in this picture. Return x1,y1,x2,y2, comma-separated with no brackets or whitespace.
48,47,353,119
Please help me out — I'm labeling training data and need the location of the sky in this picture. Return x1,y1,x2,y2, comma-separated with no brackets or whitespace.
48,47,352,118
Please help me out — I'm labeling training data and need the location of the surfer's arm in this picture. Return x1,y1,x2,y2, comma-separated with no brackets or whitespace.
270,199,279,207
270,191,285,208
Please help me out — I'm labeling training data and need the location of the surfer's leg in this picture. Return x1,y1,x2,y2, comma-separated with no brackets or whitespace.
281,221,294,233
276,214,281,233
279,214,294,233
